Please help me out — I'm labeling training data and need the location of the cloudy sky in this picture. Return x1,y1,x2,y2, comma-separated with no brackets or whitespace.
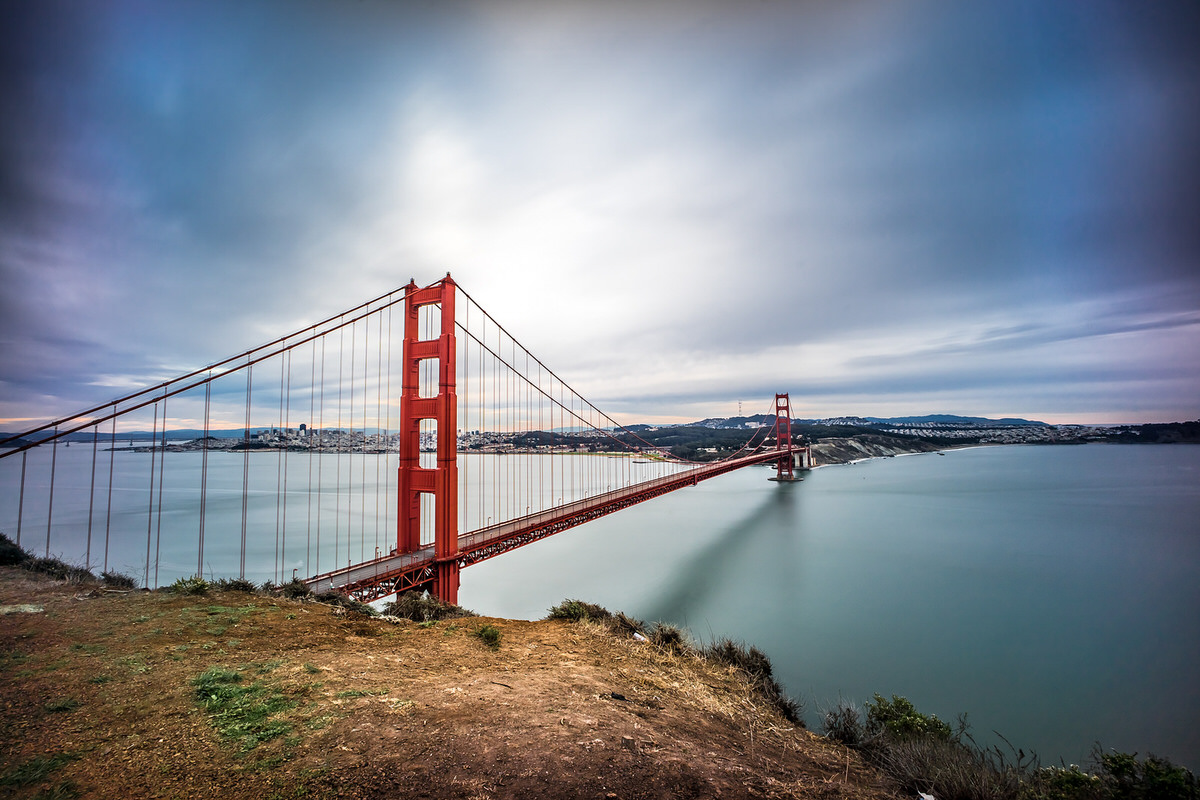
2,0,1198,428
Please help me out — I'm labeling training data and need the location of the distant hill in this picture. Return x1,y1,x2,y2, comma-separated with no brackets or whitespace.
690,414,775,429
865,414,1048,427
2,428,244,444
685,413,1047,430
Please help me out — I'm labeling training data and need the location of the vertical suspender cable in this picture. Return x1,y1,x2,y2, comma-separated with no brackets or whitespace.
87,426,98,570
276,346,286,583
510,336,515,519
359,315,368,562
459,300,465,531
504,334,510,520
307,335,316,574
154,395,167,586
361,313,369,562
45,427,59,558
540,363,546,511
493,323,499,523
15,451,26,547
347,321,355,563
105,412,116,572
384,298,393,550
282,349,292,583
526,350,531,517
335,325,344,569
198,381,210,578
569,391,575,502
375,304,383,557
240,363,252,580
478,308,484,529
316,336,326,575
144,406,157,586
551,375,556,508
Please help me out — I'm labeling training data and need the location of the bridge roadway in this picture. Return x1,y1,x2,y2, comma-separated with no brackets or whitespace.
305,448,796,602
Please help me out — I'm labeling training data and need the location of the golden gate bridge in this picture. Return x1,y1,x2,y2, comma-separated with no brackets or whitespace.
0,276,809,605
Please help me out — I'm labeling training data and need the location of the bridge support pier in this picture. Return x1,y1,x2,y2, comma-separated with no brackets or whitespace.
397,276,460,605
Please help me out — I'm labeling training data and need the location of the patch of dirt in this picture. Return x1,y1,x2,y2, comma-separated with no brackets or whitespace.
0,569,896,799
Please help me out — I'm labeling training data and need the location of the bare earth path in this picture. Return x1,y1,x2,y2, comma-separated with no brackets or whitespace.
0,570,895,799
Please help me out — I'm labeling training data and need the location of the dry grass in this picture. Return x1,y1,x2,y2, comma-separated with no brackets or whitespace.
1,569,898,799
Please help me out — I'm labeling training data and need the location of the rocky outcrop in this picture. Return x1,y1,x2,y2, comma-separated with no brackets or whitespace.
808,434,943,466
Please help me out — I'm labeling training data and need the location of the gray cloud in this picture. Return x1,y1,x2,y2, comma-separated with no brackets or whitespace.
2,0,1198,426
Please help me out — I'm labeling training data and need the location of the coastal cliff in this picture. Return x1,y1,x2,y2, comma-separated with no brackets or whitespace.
808,434,943,466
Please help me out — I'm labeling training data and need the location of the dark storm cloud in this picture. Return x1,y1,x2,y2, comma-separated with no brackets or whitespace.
1,1,482,405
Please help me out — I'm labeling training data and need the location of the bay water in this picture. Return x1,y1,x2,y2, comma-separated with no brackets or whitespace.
460,444,1200,771
1,442,1196,769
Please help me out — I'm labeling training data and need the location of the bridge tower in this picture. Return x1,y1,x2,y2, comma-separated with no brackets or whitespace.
397,275,460,604
774,393,793,480
772,392,803,481
771,392,813,481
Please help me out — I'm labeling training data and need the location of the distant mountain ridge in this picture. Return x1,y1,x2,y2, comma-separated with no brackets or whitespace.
688,413,1047,429
863,414,1046,427
1,427,313,445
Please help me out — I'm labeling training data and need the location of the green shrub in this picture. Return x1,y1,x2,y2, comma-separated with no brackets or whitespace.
821,699,867,747
101,571,136,589
213,578,257,593
545,599,611,623
809,695,1182,800
474,624,502,650
25,556,94,583
278,579,311,599
167,576,209,595
1098,750,1197,800
1019,751,1198,800
383,591,474,622
313,591,377,617
0,533,27,566
866,693,954,741
1026,764,1103,800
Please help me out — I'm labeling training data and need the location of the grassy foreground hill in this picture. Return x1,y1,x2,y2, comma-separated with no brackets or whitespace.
0,568,892,800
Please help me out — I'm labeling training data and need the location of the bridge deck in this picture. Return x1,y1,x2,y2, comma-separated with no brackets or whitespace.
305,449,795,602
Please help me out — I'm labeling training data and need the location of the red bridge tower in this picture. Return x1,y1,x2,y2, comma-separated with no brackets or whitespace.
396,276,459,603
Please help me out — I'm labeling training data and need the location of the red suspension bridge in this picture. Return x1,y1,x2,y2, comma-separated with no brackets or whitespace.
0,276,808,605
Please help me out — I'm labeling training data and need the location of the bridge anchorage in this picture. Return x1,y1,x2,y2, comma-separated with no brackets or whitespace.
0,274,807,607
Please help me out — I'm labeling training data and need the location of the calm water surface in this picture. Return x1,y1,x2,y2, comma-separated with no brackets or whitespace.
460,444,1200,770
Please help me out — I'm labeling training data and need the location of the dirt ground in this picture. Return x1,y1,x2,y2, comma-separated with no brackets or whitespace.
0,569,897,799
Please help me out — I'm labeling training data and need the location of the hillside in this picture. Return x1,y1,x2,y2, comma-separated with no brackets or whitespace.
807,435,942,465
0,570,894,800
